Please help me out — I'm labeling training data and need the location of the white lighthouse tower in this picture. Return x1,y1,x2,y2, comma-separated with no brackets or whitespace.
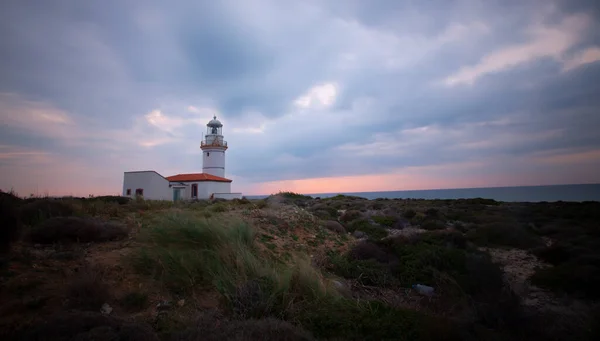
201,116,227,178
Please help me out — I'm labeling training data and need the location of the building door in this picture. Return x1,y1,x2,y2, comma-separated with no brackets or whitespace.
173,188,181,201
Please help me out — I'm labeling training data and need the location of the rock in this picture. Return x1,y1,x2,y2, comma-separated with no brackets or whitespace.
100,303,113,315
322,221,346,234
353,231,366,239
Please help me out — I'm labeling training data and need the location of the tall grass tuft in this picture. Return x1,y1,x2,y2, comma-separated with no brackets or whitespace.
130,212,337,317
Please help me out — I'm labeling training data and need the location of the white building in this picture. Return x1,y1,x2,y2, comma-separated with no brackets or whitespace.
122,116,243,201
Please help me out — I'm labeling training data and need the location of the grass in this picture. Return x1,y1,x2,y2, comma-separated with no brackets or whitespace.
128,212,450,340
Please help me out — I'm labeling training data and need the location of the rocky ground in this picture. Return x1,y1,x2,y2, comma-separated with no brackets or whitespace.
1,192,599,340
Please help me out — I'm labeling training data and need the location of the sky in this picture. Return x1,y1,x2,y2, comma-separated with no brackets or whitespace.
1,0,600,197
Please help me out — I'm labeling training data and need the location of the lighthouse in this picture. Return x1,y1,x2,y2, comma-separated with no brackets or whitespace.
121,115,241,201
201,115,227,178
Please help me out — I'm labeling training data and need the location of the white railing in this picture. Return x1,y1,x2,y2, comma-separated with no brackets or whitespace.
201,140,227,147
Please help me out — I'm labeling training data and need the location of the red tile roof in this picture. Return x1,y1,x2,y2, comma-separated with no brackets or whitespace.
166,173,232,183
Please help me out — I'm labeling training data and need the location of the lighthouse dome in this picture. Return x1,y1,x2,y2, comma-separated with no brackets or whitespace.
207,116,222,127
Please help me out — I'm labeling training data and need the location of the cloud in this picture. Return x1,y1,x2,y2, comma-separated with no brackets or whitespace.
442,12,592,86
294,83,338,109
562,47,600,72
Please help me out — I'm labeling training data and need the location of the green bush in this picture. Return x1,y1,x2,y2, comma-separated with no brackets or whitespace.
120,292,149,311
212,203,228,212
1,195,21,254
296,298,459,341
347,219,388,240
403,209,417,219
466,222,544,249
531,263,600,299
420,220,446,231
339,210,362,223
19,199,75,225
28,217,128,244
371,215,397,227
255,200,268,209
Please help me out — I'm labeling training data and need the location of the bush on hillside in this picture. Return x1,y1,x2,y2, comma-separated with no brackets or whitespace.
322,221,345,234
66,265,112,311
420,220,447,231
402,209,417,219
328,230,522,329
371,215,398,227
6,311,159,341
19,199,75,225
28,216,128,244
466,222,544,249
346,219,388,240
531,262,600,299
171,310,315,341
339,210,362,223
0,198,21,254
88,195,131,205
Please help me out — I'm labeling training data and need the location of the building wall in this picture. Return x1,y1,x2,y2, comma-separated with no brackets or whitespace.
213,193,243,200
198,181,231,199
168,181,231,200
202,147,226,178
122,171,170,200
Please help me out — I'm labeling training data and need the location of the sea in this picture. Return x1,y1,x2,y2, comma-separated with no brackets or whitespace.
246,183,600,202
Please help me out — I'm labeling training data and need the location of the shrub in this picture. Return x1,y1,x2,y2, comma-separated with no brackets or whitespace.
255,199,268,209
232,197,252,205
120,292,149,311
7,312,159,341
88,195,131,205
349,241,397,263
277,191,312,200
533,243,573,265
531,263,600,299
403,209,417,219
466,222,544,249
347,219,388,240
0,198,21,254
296,298,458,341
322,221,345,234
19,199,75,225
66,265,112,311
420,220,447,231
328,253,397,287
312,210,333,220
371,215,398,227
28,216,128,244
172,310,315,341
211,203,228,212
425,208,439,217
339,209,362,223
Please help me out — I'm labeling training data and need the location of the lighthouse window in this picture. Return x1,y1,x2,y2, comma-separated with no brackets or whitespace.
207,152,210,157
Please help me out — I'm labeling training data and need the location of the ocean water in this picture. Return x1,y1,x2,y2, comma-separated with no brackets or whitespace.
247,184,600,202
